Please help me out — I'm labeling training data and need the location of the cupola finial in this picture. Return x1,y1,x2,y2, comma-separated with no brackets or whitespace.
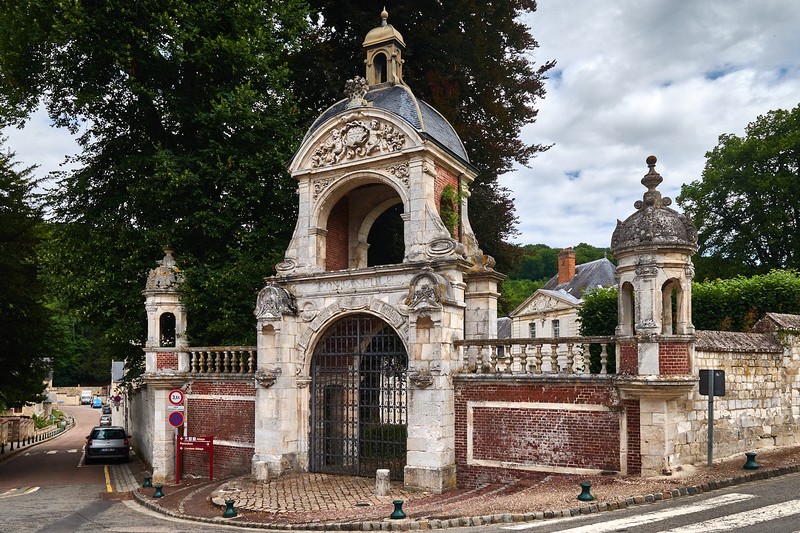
381,7,389,26
634,155,671,210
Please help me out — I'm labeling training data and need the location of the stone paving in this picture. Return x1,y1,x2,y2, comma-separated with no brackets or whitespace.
214,473,420,513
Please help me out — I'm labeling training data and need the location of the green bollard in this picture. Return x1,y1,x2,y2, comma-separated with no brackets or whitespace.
143,474,153,488
222,498,238,518
577,481,595,501
390,500,406,519
153,484,164,498
743,452,759,470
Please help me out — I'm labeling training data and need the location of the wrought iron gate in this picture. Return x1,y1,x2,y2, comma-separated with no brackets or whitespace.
310,314,408,480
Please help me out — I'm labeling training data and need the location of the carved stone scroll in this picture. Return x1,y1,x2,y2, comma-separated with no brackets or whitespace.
311,119,405,168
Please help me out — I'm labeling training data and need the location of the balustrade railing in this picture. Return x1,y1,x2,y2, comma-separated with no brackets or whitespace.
188,347,257,375
455,336,617,376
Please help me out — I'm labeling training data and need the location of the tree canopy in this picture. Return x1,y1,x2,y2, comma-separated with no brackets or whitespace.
0,141,50,407
678,104,800,280
1,0,310,375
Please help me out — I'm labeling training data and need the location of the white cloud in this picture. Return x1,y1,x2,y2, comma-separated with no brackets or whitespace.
505,0,800,247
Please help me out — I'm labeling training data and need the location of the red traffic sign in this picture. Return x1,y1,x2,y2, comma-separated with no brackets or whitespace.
168,411,184,427
168,389,185,405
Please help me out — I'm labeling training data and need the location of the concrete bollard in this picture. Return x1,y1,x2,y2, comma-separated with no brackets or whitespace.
376,469,391,496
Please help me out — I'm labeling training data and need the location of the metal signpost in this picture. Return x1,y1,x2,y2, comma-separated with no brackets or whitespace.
699,369,725,466
176,435,214,483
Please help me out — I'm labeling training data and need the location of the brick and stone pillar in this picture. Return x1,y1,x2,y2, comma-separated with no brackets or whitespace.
611,156,699,475
142,247,188,483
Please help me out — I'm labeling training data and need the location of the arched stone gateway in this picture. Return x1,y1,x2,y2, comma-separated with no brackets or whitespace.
250,11,503,493
309,314,408,480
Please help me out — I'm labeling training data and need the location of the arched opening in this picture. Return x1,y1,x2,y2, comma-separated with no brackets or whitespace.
322,182,405,271
373,52,387,83
367,203,404,266
619,282,635,336
310,314,407,480
661,279,683,335
159,312,176,347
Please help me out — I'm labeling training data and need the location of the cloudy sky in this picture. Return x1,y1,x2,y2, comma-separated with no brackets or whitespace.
502,0,800,247
4,1,800,249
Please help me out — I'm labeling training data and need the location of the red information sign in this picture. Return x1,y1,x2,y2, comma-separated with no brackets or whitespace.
176,435,214,483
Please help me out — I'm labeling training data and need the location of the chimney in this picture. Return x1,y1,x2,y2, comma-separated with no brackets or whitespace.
557,247,576,284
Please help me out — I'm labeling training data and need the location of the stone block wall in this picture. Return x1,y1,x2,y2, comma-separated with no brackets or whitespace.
128,384,155,470
453,378,635,487
671,331,800,464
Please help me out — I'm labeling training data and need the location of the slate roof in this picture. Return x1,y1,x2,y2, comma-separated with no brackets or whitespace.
301,84,470,165
497,317,511,339
541,257,617,299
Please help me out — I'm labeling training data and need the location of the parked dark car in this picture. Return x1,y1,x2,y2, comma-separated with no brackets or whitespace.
101,404,112,414
85,426,130,463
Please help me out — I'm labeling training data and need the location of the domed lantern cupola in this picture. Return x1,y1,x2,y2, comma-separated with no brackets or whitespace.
143,247,187,359
611,156,697,373
363,8,405,86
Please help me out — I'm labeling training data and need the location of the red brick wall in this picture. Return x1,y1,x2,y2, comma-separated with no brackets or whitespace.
454,380,633,487
182,443,254,479
434,165,459,211
182,380,255,477
622,399,641,475
659,342,690,374
156,352,178,370
618,342,638,374
326,197,349,271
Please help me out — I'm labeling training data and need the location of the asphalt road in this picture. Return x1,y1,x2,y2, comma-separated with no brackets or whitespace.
0,406,254,533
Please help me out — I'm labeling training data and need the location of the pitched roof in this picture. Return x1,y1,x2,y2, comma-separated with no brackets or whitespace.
752,312,800,333
695,330,783,353
542,257,617,299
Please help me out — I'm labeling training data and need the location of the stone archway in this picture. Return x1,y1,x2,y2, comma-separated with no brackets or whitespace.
309,313,408,480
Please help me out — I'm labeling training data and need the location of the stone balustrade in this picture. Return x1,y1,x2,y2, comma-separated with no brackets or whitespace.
188,347,257,374
455,336,617,376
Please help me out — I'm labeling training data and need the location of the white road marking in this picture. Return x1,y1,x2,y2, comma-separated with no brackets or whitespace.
503,493,755,531
66,448,78,453
45,450,57,454
660,499,800,532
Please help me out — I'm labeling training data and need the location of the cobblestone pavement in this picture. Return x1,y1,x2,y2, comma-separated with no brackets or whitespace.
118,445,800,530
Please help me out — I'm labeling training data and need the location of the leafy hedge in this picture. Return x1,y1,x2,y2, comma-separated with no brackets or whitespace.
578,270,800,334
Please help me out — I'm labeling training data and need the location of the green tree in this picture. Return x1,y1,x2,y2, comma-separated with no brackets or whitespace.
0,1,310,377
498,278,544,316
292,0,555,271
510,244,559,281
678,104,800,279
0,141,50,407
578,287,618,337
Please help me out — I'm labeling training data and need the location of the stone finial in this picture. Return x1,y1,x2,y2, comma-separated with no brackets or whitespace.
634,155,672,210
381,7,389,26
144,246,184,291
344,75,369,103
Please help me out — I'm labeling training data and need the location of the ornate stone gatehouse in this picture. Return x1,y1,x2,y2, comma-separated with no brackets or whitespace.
250,10,502,493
